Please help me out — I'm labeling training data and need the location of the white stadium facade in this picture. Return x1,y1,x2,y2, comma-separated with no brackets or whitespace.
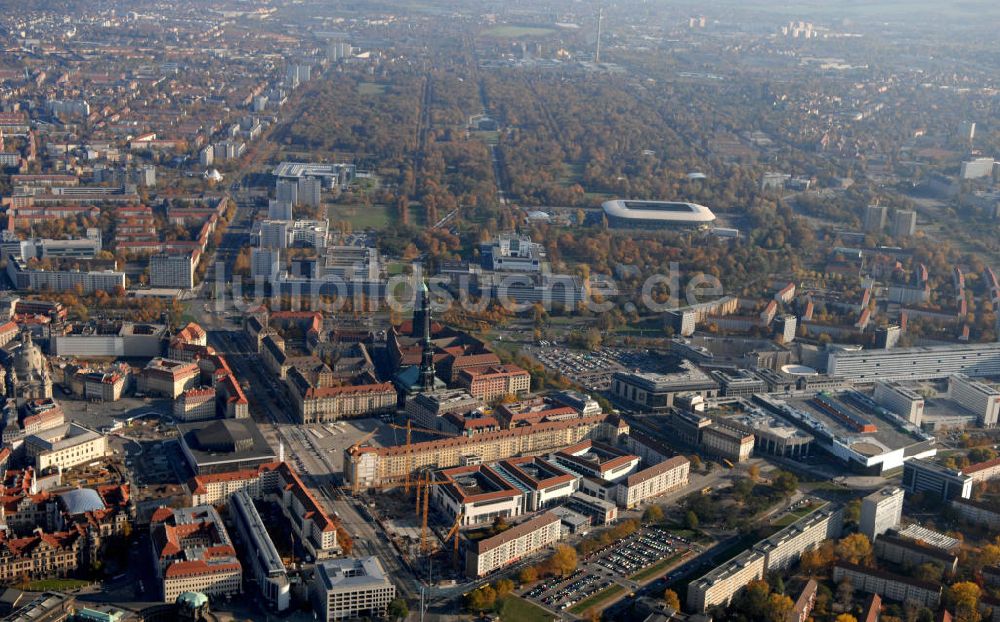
601,200,716,229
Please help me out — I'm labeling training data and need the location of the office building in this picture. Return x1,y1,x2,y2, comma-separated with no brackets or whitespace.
902,458,972,500
230,491,290,611
432,464,524,526
873,382,924,426
891,210,917,238
465,511,562,577
310,557,395,621
24,423,107,471
150,505,242,602
495,457,578,512
610,365,718,412
860,486,904,541
949,374,1000,427
458,365,531,401
481,233,545,273
150,253,195,289
864,205,887,232
826,342,1000,382
832,562,941,608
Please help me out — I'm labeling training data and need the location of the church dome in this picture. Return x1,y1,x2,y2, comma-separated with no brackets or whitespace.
14,331,44,379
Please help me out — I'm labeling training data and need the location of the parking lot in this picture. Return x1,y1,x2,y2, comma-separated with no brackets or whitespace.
523,526,691,613
526,346,677,391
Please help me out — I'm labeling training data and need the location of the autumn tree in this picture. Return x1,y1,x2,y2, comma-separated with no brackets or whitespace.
548,544,578,577
947,582,981,622
643,505,664,524
518,566,538,585
663,589,681,611
836,533,873,566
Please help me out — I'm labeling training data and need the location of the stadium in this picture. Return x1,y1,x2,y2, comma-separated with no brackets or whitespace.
601,199,716,229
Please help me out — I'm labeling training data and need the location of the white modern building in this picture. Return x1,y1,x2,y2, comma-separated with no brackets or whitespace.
310,557,395,621
873,382,925,426
860,486,904,541
602,199,716,229
231,491,290,611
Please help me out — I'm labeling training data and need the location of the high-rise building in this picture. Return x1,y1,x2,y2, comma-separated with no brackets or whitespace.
298,177,322,208
259,220,290,250
891,210,917,238
276,178,298,206
859,486,904,541
268,199,293,220
150,253,195,289
251,248,281,280
864,205,887,232
875,325,901,349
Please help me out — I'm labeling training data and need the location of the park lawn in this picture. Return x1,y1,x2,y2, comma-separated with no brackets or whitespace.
18,578,90,591
481,25,555,38
569,584,626,615
358,82,387,96
497,595,553,622
328,204,391,230
629,552,688,583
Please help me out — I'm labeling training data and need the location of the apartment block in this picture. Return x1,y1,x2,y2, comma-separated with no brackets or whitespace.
874,532,958,575
615,455,690,509
832,562,941,608
687,549,766,612
465,511,561,578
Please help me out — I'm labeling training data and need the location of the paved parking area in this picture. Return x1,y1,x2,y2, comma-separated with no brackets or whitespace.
525,346,676,392
523,526,691,613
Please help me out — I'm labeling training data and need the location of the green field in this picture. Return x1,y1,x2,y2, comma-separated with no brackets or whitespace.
328,204,391,230
629,552,687,583
569,584,626,615
18,578,90,591
358,82,387,96
498,596,553,622
481,25,555,38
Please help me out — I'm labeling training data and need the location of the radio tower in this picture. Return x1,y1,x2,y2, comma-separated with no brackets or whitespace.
595,6,603,63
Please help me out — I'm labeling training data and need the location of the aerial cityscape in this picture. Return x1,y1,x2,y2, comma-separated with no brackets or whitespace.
0,0,997,621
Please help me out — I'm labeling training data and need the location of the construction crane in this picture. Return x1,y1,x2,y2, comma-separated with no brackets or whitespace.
413,469,457,555
389,422,459,493
444,512,464,568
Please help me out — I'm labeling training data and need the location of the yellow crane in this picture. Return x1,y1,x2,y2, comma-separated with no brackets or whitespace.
389,421,458,493
444,512,464,568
